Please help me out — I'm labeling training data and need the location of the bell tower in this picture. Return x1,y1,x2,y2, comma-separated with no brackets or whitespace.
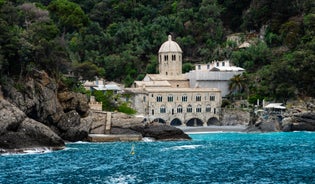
158,35,183,76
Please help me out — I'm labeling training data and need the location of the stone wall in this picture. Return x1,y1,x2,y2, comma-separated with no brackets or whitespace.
220,108,250,126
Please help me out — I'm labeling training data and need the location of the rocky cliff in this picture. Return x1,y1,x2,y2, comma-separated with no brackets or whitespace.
0,98,64,153
1,70,91,144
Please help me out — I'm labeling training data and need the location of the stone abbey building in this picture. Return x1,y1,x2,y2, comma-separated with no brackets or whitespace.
125,35,222,126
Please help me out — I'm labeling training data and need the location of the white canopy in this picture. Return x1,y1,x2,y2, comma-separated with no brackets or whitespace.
264,103,286,109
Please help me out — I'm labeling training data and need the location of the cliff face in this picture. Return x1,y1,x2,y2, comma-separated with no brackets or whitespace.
1,70,91,142
0,98,64,152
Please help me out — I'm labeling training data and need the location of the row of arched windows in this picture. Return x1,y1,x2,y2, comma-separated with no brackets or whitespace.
160,54,178,62
158,105,216,114
156,95,216,102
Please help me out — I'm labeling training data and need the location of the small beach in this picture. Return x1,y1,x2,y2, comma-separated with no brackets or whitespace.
179,125,247,133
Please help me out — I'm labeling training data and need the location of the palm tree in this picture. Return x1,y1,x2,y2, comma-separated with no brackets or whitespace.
228,74,248,99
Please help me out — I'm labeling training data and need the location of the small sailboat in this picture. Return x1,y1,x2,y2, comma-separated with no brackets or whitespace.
130,144,135,155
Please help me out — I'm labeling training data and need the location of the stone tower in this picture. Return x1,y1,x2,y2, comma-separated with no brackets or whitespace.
158,35,183,76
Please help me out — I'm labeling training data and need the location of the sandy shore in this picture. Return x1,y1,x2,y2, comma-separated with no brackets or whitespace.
178,125,247,134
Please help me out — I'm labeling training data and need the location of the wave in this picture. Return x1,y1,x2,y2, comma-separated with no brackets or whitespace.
1,147,53,156
161,144,203,151
142,137,156,142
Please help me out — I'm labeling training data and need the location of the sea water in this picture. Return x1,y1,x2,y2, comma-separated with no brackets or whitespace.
1,132,315,184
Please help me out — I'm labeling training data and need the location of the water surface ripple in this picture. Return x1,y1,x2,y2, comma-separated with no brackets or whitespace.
1,132,314,183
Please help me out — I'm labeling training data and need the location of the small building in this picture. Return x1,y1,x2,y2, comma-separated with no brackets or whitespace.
83,79,122,94
186,60,244,97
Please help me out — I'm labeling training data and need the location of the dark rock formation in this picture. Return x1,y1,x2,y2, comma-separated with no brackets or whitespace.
130,124,191,140
246,114,282,132
0,99,64,153
282,112,315,131
1,70,91,142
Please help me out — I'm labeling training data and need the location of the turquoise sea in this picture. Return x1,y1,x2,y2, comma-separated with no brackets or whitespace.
1,132,315,184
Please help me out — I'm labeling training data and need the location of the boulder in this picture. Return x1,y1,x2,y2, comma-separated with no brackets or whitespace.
130,124,191,140
57,110,91,141
0,99,64,153
246,115,282,132
282,112,315,131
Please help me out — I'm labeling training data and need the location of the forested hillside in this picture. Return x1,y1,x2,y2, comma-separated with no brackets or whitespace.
0,0,314,103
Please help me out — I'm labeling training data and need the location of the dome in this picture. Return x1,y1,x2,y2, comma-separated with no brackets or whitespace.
158,35,182,53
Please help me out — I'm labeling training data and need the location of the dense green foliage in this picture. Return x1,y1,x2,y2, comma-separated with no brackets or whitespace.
0,0,314,104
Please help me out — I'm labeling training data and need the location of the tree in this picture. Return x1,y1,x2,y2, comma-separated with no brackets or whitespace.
228,73,248,97
48,0,89,37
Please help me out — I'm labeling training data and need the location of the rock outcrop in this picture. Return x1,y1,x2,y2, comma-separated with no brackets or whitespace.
220,109,250,126
130,124,191,140
246,114,282,132
0,99,64,153
1,70,91,142
282,112,315,131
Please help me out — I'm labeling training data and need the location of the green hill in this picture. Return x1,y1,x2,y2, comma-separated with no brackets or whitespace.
0,0,314,103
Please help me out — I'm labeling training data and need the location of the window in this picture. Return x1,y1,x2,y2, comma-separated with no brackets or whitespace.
167,95,173,102
214,108,216,114
177,105,183,113
157,95,163,102
196,95,201,101
198,65,201,70
222,62,225,66
210,95,215,101
143,96,146,102
172,55,176,61
152,109,154,115
160,106,166,113
182,95,187,102
206,105,211,112
187,105,192,113
216,62,219,66
196,105,202,113
164,55,168,61
207,64,210,69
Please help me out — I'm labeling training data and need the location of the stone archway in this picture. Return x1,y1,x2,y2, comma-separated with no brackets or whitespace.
170,118,182,126
186,118,203,127
207,117,220,126
153,118,166,124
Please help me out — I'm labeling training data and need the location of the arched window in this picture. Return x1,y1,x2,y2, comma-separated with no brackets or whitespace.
172,55,176,61
164,55,168,61
196,105,202,113
177,105,183,113
167,95,173,102
182,95,187,102
210,95,215,101
160,106,166,113
206,105,211,112
156,95,162,102
196,95,201,101
187,105,192,113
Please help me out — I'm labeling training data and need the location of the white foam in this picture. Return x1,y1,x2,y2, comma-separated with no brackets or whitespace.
105,174,140,184
161,144,203,151
142,137,156,142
